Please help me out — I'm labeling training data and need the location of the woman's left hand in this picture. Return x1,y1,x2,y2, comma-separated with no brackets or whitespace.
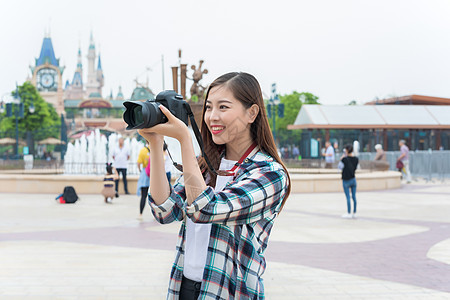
138,105,191,143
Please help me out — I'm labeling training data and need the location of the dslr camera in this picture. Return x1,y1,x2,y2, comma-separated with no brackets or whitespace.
123,90,189,130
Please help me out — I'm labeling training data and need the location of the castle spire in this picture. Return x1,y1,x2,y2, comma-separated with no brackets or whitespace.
36,36,60,67
97,53,102,70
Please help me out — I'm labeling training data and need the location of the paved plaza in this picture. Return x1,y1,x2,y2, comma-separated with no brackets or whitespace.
0,179,449,299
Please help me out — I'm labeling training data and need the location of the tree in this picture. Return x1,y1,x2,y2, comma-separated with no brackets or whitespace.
268,91,320,146
0,82,61,153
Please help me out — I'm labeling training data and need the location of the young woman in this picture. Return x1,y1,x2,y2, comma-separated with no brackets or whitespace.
138,72,291,299
340,144,359,219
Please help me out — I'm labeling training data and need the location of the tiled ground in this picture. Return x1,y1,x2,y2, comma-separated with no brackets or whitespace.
0,179,449,299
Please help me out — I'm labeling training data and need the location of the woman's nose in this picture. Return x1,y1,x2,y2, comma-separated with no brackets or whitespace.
209,108,220,120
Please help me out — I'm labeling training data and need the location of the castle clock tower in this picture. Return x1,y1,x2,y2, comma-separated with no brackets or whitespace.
30,35,65,114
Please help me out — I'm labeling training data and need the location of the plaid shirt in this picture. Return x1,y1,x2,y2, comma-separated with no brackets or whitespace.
149,151,289,299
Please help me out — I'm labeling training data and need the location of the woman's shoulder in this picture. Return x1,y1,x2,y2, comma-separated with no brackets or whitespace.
246,150,285,173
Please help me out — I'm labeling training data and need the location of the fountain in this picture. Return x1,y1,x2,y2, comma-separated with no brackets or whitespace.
63,128,200,176
64,129,141,175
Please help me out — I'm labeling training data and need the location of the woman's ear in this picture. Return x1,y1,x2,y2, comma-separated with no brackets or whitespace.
248,104,259,123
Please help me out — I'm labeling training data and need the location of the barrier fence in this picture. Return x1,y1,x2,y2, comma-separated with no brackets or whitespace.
2,151,449,180
358,150,450,180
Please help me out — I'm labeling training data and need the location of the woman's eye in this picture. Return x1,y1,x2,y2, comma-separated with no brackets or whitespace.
220,105,228,109
205,105,211,110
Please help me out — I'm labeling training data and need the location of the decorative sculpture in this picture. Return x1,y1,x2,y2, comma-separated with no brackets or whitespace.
189,60,208,101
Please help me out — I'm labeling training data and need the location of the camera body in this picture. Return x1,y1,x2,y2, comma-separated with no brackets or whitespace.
123,90,189,130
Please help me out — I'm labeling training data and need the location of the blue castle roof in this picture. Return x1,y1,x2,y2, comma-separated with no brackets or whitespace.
72,72,83,86
97,55,102,70
36,37,59,66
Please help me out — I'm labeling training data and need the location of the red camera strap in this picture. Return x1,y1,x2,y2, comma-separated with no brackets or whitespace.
218,143,258,177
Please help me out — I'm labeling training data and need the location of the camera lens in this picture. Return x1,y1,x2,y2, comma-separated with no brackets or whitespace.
123,100,166,130
133,106,144,125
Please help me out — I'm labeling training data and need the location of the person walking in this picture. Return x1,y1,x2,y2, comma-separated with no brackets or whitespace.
112,137,130,197
136,142,150,219
340,144,359,219
323,141,335,168
398,140,412,183
138,72,290,299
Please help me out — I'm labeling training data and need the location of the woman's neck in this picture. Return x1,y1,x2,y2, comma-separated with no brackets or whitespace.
225,138,254,161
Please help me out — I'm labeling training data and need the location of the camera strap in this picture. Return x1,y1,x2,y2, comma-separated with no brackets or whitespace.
183,103,219,175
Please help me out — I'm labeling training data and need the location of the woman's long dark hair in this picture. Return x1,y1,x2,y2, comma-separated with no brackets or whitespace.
198,72,291,210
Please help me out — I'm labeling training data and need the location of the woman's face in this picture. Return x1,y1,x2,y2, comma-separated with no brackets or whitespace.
204,85,256,147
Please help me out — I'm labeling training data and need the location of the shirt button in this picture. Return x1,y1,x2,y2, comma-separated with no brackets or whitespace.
244,158,249,163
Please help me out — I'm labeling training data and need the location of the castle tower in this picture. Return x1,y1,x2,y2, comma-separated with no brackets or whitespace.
30,34,65,114
116,85,124,100
86,32,101,98
96,53,104,91
76,47,83,79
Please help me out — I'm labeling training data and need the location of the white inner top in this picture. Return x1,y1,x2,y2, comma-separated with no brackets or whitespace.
183,157,237,281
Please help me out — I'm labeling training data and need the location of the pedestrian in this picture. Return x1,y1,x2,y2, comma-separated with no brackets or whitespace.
292,145,300,160
323,141,335,168
112,137,130,197
397,140,412,183
163,143,172,188
138,72,291,299
136,142,150,219
339,144,359,219
101,163,118,204
334,141,339,154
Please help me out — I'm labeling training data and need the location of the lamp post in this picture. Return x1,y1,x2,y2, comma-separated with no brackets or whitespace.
267,83,284,146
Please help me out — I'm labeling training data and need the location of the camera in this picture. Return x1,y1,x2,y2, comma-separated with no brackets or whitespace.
123,90,189,130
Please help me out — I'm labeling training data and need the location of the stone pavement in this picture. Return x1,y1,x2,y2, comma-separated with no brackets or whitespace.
0,179,449,299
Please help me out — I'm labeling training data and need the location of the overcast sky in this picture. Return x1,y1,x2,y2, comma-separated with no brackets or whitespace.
1,0,449,105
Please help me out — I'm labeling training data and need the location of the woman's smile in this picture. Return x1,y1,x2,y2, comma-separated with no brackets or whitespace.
211,125,225,135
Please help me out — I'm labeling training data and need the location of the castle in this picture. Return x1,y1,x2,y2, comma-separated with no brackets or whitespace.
29,32,155,135
64,33,105,100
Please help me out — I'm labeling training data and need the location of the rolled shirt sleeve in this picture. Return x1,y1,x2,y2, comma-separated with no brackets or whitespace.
148,176,186,224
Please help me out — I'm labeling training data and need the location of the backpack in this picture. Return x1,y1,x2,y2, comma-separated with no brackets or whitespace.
63,186,79,203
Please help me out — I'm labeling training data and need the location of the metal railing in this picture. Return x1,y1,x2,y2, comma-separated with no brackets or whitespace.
63,162,139,175
358,150,450,181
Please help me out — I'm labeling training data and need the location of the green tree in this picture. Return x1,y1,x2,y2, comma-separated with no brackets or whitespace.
0,82,61,151
268,91,320,146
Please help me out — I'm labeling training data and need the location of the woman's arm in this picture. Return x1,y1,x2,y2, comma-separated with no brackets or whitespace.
139,106,206,205
178,135,207,205
136,132,170,205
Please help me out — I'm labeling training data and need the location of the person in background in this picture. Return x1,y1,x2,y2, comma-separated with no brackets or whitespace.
340,144,359,219
374,144,386,161
292,145,300,160
398,140,412,183
112,137,130,197
136,142,151,219
323,141,335,168
101,163,118,204
334,141,339,154
163,143,172,188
